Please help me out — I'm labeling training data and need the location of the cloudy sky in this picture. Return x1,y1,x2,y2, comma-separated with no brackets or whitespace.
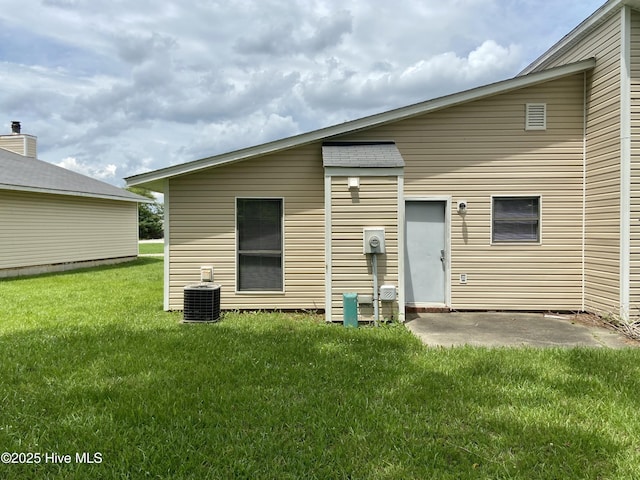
0,0,605,187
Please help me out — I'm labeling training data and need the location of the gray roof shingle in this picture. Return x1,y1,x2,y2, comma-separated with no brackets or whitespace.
0,148,146,202
322,142,405,168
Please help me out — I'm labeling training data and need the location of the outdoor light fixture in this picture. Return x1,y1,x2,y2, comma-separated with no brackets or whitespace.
457,200,468,214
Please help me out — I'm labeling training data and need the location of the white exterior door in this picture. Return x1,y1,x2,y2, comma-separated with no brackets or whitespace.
404,200,447,305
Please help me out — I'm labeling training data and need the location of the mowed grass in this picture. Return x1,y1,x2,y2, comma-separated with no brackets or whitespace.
138,242,164,255
1,258,640,479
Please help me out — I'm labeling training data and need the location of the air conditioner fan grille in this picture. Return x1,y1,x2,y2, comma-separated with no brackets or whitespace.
183,284,221,322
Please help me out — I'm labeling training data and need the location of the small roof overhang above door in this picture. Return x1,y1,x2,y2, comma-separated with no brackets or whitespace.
322,141,405,168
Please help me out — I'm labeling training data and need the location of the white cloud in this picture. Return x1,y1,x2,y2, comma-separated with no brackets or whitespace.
0,0,605,186
296,39,522,118
57,156,117,180
179,112,301,161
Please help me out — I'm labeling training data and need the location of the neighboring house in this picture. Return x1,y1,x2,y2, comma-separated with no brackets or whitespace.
0,123,147,278
126,0,640,321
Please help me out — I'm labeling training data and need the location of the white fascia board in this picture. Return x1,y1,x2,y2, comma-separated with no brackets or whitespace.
125,59,595,189
324,167,404,177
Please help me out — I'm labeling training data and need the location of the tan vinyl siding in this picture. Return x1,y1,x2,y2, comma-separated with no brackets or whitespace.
167,145,325,311
24,136,37,158
0,190,138,272
0,137,24,155
630,9,640,316
0,135,37,157
164,12,627,315
533,11,622,315
338,75,585,311
329,175,399,321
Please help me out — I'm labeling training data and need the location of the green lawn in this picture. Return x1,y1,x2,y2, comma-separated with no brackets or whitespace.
138,241,164,255
1,258,639,479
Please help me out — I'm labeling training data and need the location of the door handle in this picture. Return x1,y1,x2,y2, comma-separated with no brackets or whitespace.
440,249,445,262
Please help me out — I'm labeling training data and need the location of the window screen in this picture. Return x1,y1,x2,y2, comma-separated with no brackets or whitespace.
237,199,283,291
492,197,540,243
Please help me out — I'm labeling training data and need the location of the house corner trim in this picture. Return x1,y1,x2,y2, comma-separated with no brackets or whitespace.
397,175,405,322
324,174,332,321
163,179,171,311
620,5,632,320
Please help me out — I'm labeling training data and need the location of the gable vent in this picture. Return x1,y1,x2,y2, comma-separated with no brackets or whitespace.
526,103,546,130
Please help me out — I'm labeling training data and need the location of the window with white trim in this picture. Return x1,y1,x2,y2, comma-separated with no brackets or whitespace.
492,196,540,243
237,198,283,291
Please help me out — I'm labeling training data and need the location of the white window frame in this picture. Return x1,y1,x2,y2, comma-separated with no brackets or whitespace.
490,195,542,245
235,197,285,294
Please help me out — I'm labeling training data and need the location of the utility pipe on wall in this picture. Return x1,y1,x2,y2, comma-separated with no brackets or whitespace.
371,253,379,327
364,228,385,327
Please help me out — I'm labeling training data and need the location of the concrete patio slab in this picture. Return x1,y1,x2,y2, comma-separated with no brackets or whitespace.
404,312,635,348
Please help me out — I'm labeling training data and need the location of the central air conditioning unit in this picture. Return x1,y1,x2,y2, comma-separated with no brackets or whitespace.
183,284,221,322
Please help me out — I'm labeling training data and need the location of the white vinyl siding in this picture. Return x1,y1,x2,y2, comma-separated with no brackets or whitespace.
0,190,138,275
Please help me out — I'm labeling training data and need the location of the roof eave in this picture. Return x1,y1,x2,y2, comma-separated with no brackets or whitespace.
0,184,152,203
126,57,596,190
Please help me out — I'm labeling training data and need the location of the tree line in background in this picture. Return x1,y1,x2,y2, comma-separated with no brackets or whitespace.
127,187,164,239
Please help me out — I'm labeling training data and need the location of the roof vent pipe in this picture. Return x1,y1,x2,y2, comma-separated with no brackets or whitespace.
11,121,21,135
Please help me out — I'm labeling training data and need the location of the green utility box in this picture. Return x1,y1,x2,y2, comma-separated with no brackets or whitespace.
343,293,358,328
